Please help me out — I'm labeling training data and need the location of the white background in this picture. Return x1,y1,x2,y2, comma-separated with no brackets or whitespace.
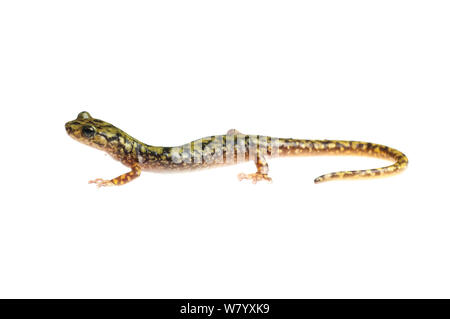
0,1,449,298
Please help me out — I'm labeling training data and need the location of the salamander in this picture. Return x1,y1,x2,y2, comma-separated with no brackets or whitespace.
65,111,408,187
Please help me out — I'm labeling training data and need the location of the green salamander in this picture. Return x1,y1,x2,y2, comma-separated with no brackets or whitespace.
65,111,408,186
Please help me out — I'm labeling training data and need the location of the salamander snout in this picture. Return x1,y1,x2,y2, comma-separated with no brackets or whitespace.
65,122,72,134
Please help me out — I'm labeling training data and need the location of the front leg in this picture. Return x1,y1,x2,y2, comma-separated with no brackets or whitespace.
89,164,142,187
238,153,272,184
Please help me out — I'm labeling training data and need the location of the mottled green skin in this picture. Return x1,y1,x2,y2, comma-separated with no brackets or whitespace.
65,111,408,186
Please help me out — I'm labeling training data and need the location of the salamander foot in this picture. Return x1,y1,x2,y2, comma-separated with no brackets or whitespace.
237,172,272,184
88,178,114,187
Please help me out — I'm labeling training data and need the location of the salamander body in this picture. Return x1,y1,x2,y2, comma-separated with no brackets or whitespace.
65,111,408,186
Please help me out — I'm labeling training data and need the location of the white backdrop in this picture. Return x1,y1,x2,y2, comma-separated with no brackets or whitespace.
1,1,449,298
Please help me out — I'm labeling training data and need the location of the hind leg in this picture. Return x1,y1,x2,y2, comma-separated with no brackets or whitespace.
238,154,272,184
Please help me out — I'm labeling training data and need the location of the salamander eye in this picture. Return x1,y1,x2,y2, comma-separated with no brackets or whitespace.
82,125,96,138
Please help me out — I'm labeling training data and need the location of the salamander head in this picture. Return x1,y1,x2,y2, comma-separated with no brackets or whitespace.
65,111,123,151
